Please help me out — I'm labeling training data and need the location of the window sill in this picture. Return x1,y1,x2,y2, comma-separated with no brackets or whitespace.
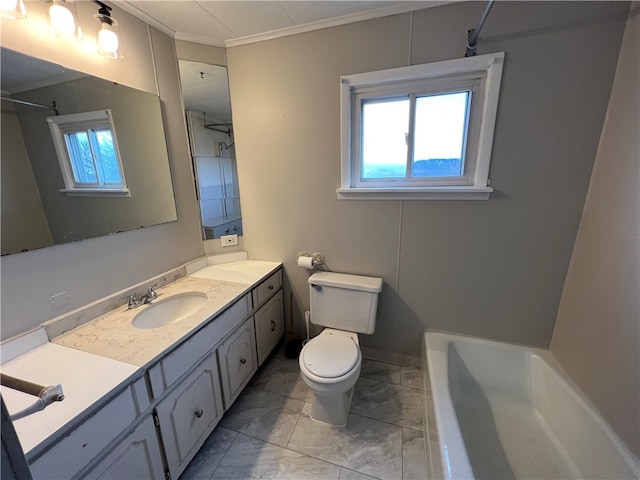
336,186,493,200
60,188,131,198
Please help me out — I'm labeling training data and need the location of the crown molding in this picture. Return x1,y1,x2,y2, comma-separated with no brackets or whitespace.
174,32,226,48
117,1,457,49
224,1,455,48
117,1,177,38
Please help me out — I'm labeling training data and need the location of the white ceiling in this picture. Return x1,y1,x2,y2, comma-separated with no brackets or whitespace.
119,1,451,47
179,59,231,122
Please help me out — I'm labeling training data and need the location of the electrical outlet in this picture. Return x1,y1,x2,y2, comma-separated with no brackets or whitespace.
221,234,238,246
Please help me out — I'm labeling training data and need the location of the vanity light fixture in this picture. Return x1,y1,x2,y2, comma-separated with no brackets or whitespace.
0,0,27,19
93,0,119,59
48,0,82,41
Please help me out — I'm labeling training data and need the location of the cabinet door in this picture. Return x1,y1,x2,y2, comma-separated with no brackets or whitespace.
148,296,249,398
30,379,145,480
255,290,284,366
83,416,164,480
156,352,224,480
218,317,257,409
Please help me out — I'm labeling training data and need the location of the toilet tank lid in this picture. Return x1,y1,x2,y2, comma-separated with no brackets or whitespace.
309,272,382,293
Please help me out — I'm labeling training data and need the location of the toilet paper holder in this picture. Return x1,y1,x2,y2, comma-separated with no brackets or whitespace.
298,251,325,266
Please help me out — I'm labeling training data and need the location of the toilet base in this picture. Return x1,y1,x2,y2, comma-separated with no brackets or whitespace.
309,386,355,427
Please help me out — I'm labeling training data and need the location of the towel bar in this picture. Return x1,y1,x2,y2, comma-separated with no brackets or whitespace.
0,373,64,421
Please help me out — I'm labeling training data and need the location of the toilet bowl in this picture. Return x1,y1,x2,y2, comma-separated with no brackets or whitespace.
299,271,382,427
299,328,361,426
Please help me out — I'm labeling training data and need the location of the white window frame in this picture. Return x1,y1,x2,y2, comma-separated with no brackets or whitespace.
47,109,130,197
338,52,505,200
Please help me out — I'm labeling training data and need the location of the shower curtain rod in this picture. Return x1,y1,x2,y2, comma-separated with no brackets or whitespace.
465,0,495,57
1,96,60,115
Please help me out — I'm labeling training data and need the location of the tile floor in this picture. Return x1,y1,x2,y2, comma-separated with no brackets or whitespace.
180,345,428,480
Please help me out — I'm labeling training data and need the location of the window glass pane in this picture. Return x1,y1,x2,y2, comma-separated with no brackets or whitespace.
90,129,122,184
64,132,97,184
412,91,469,178
361,98,409,179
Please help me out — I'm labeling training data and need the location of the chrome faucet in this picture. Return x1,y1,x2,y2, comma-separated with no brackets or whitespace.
121,284,159,309
141,284,159,304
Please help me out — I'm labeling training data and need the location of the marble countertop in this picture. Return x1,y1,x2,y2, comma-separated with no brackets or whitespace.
2,258,281,458
53,260,280,367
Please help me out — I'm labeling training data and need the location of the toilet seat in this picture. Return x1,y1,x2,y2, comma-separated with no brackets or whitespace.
301,334,359,378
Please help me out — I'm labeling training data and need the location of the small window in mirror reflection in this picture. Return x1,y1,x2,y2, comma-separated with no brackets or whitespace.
47,110,130,196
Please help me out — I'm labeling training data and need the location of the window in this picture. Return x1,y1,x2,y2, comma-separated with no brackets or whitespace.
47,109,129,196
338,52,505,200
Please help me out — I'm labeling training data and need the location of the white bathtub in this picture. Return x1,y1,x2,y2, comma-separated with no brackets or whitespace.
422,331,639,480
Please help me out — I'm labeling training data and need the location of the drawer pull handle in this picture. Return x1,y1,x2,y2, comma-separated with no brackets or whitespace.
268,285,274,291
195,409,204,418
240,357,247,365
270,320,276,331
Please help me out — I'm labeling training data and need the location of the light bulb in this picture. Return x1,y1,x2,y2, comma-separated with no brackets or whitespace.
98,23,119,57
1,0,26,19
49,3,76,37
0,0,18,11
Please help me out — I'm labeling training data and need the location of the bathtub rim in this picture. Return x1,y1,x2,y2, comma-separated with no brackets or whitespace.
422,329,640,480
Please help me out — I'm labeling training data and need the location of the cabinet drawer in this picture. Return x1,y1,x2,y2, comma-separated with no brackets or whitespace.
217,317,257,409
156,352,224,480
29,378,147,480
255,290,284,366
148,295,249,397
253,270,282,308
83,416,165,480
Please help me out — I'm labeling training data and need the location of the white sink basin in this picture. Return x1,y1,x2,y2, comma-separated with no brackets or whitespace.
132,292,208,329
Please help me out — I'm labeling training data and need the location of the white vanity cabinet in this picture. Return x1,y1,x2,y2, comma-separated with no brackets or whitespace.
83,416,165,480
217,317,257,408
18,263,285,480
147,295,249,479
155,352,224,479
28,378,153,480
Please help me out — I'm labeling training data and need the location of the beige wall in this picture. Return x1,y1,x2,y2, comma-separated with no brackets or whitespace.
1,106,53,253
0,2,204,340
227,1,629,358
551,5,639,457
175,40,226,66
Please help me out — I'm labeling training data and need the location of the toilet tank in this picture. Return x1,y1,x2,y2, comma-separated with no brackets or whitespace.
308,272,383,334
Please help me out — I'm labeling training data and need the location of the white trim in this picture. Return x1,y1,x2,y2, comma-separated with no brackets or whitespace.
224,2,454,47
474,55,504,185
59,188,130,197
206,251,249,265
118,1,455,48
336,186,493,201
343,53,501,89
174,32,226,48
117,1,176,39
47,109,128,195
1,328,49,364
339,52,505,201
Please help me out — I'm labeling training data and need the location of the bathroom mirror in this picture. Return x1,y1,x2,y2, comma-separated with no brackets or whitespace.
0,48,178,256
178,60,242,240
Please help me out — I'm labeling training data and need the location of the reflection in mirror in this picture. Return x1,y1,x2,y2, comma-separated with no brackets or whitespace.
0,48,178,256
178,60,242,240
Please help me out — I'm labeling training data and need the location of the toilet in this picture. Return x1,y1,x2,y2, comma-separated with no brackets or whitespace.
299,271,383,426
